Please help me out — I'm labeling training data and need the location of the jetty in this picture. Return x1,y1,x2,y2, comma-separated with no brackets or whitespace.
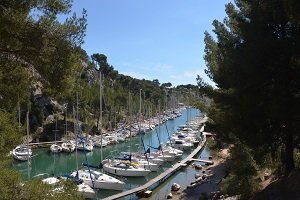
190,158,214,165
103,137,207,200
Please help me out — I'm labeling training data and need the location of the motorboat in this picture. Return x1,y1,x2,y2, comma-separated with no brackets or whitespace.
11,145,32,161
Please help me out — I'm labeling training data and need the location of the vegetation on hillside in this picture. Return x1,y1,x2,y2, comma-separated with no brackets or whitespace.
0,0,201,198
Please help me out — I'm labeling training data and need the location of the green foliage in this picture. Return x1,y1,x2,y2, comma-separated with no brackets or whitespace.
202,0,300,175
0,62,31,111
0,0,87,105
0,111,22,158
222,143,259,199
0,164,23,200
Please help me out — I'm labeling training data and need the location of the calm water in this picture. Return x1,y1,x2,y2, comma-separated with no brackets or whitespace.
14,108,206,199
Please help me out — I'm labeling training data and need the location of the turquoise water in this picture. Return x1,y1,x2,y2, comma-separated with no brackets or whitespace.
14,108,205,199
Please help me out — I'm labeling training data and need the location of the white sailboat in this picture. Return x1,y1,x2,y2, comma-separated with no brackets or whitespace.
50,115,62,153
73,71,125,190
37,173,96,199
61,141,75,153
77,181,96,199
12,110,32,161
70,169,125,190
12,145,32,161
102,92,151,177
71,91,96,198
61,105,75,153
102,158,151,177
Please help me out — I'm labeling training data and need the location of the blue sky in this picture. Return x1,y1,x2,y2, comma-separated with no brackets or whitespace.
71,1,231,86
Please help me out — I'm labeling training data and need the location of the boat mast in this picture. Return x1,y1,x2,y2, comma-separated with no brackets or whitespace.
26,103,30,180
99,71,103,162
18,98,21,130
73,91,79,172
129,92,132,158
139,89,142,133
65,104,67,139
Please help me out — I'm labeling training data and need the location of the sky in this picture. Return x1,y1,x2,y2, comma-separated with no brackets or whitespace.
71,0,231,86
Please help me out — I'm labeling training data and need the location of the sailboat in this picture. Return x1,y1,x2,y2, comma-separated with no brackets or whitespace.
61,105,75,153
12,109,32,161
102,91,151,177
50,115,62,153
72,71,125,190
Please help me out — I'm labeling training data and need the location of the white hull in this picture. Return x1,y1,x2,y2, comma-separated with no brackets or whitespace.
50,144,62,153
76,143,93,152
12,145,32,161
77,183,96,199
61,142,75,153
71,169,125,190
136,160,159,172
102,160,151,177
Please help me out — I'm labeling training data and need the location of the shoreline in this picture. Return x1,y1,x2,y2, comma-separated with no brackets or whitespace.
171,138,230,200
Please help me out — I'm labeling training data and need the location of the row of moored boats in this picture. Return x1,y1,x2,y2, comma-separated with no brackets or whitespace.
11,107,207,199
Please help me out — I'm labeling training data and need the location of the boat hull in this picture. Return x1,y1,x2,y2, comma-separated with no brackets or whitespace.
103,161,151,177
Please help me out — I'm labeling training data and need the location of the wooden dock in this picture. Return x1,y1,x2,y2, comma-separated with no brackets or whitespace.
102,138,207,200
190,158,214,165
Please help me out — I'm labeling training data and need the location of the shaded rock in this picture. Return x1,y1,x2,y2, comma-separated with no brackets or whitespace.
167,193,173,199
195,163,202,170
171,183,181,191
195,173,201,179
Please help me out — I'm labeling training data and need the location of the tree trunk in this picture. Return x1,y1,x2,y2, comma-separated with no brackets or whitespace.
284,130,295,174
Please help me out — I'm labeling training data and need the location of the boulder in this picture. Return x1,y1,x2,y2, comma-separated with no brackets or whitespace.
171,183,181,191
195,173,201,178
167,193,173,199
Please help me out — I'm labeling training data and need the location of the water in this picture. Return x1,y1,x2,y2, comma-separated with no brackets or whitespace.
14,108,206,199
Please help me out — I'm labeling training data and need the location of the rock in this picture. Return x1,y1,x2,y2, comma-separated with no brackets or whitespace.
195,177,203,183
195,173,201,178
195,163,202,170
167,193,173,199
171,183,181,191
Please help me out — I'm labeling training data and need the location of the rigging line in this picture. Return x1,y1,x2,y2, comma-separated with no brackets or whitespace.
164,122,174,147
140,135,150,167
154,126,164,156
80,136,95,190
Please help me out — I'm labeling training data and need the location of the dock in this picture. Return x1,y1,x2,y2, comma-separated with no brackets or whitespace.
103,137,207,200
189,158,214,165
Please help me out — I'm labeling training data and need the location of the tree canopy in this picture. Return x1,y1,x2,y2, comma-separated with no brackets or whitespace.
202,0,300,179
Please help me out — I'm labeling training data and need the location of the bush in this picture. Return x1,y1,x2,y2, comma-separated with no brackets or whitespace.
221,143,259,199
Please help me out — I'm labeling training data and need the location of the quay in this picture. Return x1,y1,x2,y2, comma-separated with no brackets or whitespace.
190,158,214,165
103,136,207,200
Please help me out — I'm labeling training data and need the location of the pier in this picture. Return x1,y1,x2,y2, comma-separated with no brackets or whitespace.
190,158,214,165
103,137,207,200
